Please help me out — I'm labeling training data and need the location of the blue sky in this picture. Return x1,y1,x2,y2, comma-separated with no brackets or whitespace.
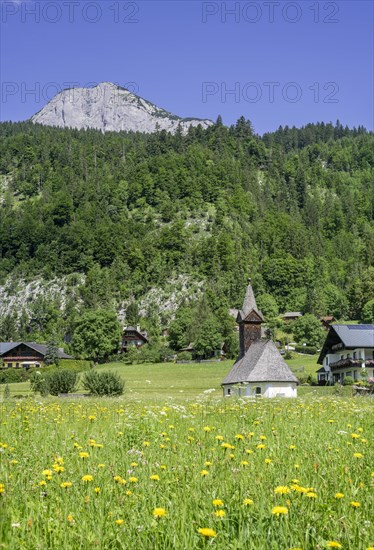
0,0,373,134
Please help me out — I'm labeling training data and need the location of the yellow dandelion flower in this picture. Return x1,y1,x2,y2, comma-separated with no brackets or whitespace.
143,441,150,447
241,460,249,466
115,519,124,525
265,458,272,464
235,434,244,440
129,477,138,483
204,461,212,467
259,435,267,440
353,453,363,459
38,480,46,486
67,514,74,524
274,486,290,494
243,498,254,506
350,501,360,508
60,481,73,488
198,528,216,538
335,493,344,499
153,507,167,518
257,444,266,450
94,487,101,494
98,463,105,468
200,470,209,477
326,543,342,549
81,475,93,482
306,492,317,498
215,435,224,441
204,426,211,432
351,433,360,439
214,509,225,518
289,445,296,450
272,506,288,516
212,499,224,507
79,452,89,459
150,474,160,481
42,469,52,476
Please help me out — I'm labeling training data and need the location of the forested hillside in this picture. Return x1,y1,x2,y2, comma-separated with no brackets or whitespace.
0,119,373,353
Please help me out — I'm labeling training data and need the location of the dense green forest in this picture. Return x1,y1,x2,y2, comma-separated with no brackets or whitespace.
0,119,373,356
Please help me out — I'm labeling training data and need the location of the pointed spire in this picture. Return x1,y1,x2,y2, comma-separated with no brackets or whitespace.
242,278,258,317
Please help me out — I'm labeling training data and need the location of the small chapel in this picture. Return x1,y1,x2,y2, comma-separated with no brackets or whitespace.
222,279,299,398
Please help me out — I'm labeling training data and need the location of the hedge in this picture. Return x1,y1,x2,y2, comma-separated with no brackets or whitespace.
294,345,318,355
0,360,92,384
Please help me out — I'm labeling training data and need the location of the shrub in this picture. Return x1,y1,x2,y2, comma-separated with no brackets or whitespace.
294,345,318,355
177,351,193,362
0,369,28,384
30,371,50,397
343,376,354,386
47,370,78,396
82,370,124,396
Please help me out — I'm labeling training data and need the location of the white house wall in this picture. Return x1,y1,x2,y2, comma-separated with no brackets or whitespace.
223,382,297,398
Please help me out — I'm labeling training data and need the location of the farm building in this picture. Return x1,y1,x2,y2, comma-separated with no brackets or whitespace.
0,342,72,369
317,324,374,385
222,279,298,398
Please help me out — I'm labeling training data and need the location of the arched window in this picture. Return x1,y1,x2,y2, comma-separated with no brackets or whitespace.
255,386,262,396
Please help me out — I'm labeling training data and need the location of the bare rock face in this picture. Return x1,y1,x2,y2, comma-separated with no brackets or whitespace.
31,82,213,134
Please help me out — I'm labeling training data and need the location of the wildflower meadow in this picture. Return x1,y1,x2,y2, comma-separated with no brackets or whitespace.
0,396,373,549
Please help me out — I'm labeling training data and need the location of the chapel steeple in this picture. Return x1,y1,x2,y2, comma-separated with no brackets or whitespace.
237,278,264,358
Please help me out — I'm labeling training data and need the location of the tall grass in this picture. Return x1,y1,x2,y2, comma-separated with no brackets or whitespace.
0,396,372,549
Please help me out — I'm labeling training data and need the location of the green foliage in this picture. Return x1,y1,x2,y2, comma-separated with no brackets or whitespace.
294,345,318,355
343,376,354,386
0,368,29,384
193,315,222,359
72,310,121,362
29,371,49,397
177,351,192,362
44,340,60,366
293,314,325,348
256,293,279,319
3,384,10,399
47,370,78,396
0,119,373,339
82,370,124,396
361,299,374,323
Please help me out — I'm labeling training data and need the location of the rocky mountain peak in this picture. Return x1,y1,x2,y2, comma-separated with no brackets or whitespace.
31,82,214,134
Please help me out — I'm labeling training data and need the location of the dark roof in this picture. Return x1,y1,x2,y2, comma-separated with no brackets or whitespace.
0,342,72,359
237,280,264,322
222,339,299,385
318,324,374,364
282,312,303,318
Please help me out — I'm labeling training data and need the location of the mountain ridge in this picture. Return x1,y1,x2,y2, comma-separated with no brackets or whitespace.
31,82,214,134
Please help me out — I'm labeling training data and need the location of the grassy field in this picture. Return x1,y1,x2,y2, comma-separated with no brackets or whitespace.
0,395,372,549
3,354,320,400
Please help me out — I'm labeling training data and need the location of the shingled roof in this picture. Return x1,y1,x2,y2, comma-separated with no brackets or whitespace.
222,339,299,385
236,279,264,322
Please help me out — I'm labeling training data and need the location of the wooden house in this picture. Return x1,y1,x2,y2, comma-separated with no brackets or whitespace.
222,280,298,398
0,342,72,369
122,325,149,352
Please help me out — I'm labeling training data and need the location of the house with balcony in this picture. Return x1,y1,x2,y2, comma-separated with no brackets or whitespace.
122,325,149,352
0,342,72,369
317,324,374,385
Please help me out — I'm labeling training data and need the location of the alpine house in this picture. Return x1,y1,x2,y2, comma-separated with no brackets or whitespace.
222,279,299,398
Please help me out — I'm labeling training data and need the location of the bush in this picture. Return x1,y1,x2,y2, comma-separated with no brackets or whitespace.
82,370,124,396
0,368,29,384
30,371,50,397
30,369,78,396
47,370,78,395
294,345,318,355
343,376,354,386
177,351,193,362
